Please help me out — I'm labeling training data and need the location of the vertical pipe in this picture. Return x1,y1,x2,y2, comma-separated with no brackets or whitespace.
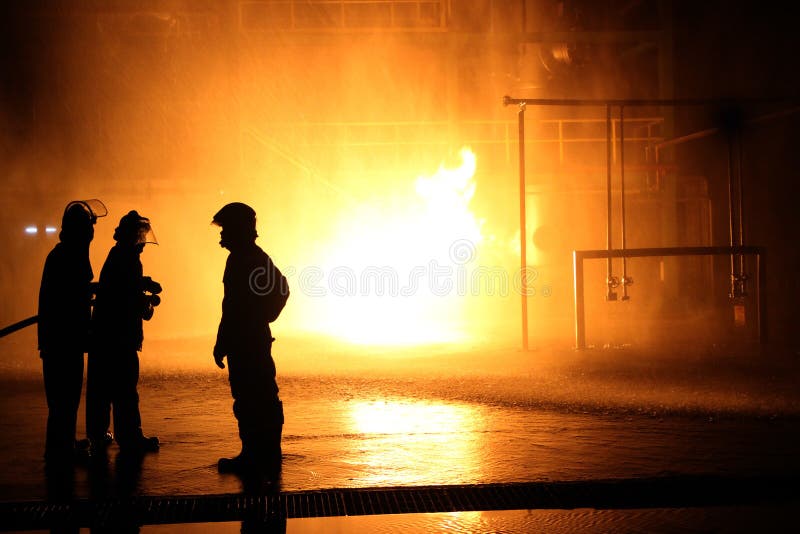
655,146,661,190
645,124,652,190
757,250,767,344
736,129,746,280
708,200,715,299
606,106,613,279
605,105,615,300
574,251,586,349
505,122,511,163
612,117,617,164
727,132,737,298
518,104,529,351
620,106,629,300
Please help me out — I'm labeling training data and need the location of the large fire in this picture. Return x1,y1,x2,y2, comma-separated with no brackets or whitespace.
307,147,484,345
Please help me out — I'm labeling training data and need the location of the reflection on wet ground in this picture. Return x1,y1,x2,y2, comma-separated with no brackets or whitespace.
1,344,799,530
138,505,800,534
1,367,800,499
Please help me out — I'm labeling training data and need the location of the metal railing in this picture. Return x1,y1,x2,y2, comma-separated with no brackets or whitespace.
239,0,448,32
244,117,664,166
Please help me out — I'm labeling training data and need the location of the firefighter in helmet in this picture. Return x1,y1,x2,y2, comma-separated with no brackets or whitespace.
87,210,161,454
212,202,289,478
38,199,105,463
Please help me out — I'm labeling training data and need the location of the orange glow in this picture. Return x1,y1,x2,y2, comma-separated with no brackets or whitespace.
307,147,484,345
350,399,469,435
348,399,483,486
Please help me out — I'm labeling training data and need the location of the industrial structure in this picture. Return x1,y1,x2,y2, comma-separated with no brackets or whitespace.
1,1,797,349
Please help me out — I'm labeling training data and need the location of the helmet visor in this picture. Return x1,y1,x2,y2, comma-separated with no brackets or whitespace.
82,199,108,219
138,221,158,245
64,199,108,223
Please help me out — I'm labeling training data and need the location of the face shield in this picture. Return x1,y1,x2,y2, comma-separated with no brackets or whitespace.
137,220,158,246
60,199,107,243
115,210,158,246
64,199,108,224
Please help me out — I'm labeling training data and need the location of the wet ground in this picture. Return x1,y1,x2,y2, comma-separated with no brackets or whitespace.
1,340,799,531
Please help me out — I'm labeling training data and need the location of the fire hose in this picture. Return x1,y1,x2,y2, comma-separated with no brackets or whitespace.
0,316,38,339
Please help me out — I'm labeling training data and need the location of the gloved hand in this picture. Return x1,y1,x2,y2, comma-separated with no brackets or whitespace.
213,345,226,369
142,276,162,295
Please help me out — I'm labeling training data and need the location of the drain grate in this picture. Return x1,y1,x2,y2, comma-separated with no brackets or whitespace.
1,475,799,531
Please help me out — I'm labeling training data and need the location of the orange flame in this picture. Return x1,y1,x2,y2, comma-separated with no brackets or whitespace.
305,147,483,345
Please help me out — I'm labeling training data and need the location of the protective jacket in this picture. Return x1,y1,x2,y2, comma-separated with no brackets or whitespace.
38,242,93,354
91,244,146,351
215,243,289,357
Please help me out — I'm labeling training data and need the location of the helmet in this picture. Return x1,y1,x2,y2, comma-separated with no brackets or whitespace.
212,202,256,229
63,199,107,224
114,210,157,245
62,203,94,228
212,202,257,247
60,199,106,243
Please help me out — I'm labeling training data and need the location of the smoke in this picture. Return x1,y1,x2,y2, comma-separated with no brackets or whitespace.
0,2,771,374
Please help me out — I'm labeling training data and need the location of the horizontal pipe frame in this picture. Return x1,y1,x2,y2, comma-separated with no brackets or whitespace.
573,246,766,349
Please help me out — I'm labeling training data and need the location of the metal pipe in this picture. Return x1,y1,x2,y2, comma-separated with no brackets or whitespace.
727,132,737,298
757,250,767,344
749,105,800,125
654,126,720,150
573,251,585,350
620,105,630,300
503,96,796,107
605,105,616,300
654,145,661,190
736,128,746,280
518,103,529,351
708,199,715,299
573,245,766,349
654,107,800,151
576,245,763,260
612,118,617,164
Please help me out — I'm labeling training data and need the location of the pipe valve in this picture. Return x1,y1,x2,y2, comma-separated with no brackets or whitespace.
620,275,634,301
606,275,619,301
729,272,749,299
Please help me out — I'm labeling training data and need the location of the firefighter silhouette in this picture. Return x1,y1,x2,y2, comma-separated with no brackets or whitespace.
86,210,161,454
212,202,289,479
38,200,106,463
